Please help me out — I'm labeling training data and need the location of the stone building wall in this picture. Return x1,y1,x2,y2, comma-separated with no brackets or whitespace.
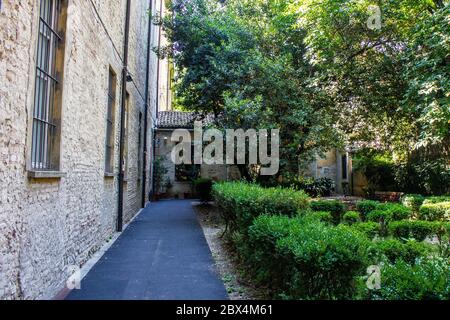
0,0,158,299
303,150,354,195
154,130,241,199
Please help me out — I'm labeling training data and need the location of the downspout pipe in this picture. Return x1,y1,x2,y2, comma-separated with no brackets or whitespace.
117,0,132,232
151,0,163,199
142,0,153,208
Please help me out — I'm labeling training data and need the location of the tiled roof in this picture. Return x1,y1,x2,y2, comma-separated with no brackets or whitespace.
157,111,214,129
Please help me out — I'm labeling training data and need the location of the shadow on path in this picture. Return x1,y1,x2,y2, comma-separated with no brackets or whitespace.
66,200,228,300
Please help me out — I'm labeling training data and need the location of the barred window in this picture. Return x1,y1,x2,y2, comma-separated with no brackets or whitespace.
31,0,65,171
105,69,117,174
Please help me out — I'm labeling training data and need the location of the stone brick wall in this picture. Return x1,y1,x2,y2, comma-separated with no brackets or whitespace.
0,0,158,299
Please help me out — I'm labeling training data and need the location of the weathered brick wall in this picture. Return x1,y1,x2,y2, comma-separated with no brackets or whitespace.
0,0,157,299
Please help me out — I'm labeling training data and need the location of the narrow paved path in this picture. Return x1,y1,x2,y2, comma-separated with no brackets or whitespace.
66,200,228,300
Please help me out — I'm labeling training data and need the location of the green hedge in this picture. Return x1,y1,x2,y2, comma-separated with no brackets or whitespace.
310,200,345,224
356,200,380,218
365,258,450,300
343,211,362,225
401,194,425,213
213,182,310,233
378,203,412,221
388,220,445,241
423,196,450,205
309,211,333,224
247,215,371,299
419,202,450,221
375,239,431,264
367,210,394,223
351,222,381,239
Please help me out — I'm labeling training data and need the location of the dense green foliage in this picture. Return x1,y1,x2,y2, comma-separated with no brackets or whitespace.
402,194,426,213
375,239,432,264
424,196,450,204
343,211,362,225
212,182,309,232
389,220,445,241
268,177,335,197
377,203,413,221
194,178,214,202
356,200,380,218
247,215,371,299
160,0,449,187
365,258,450,300
310,200,345,224
419,202,450,221
351,222,381,239
213,182,449,300
309,211,334,224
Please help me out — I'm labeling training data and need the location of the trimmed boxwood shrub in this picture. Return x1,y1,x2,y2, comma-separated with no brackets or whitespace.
351,222,381,239
310,200,345,224
367,204,412,224
356,200,380,218
388,220,443,241
375,239,431,264
365,258,450,300
247,215,371,299
402,194,425,213
194,178,213,202
367,210,393,223
343,211,361,225
213,182,310,233
276,223,371,299
423,196,450,205
419,202,450,221
309,211,333,224
244,215,298,287
378,203,412,221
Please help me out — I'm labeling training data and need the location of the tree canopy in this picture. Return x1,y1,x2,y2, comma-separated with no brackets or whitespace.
159,0,449,191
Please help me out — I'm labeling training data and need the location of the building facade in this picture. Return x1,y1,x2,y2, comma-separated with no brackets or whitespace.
154,112,241,199
0,0,163,299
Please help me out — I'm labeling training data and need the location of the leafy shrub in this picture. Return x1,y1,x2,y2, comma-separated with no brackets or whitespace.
277,223,371,299
402,194,425,213
309,211,333,224
245,215,297,287
356,200,380,219
378,203,412,221
367,210,393,223
247,215,371,299
213,182,310,233
375,239,431,264
351,222,381,239
389,220,442,241
343,211,361,225
423,196,450,205
395,158,450,196
366,204,412,224
194,178,213,202
277,176,335,197
310,200,345,224
353,151,398,192
365,258,450,300
419,202,450,221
